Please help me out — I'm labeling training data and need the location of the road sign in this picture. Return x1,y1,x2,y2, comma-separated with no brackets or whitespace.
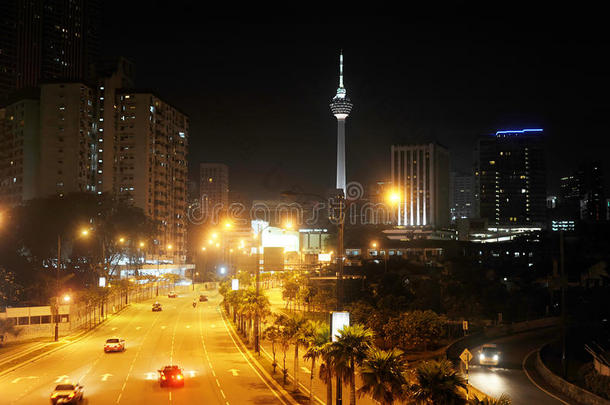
228,369,239,376
460,349,473,366
462,320,468,331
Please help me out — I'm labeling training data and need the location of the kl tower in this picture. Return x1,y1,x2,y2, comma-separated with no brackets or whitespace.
330,51,353,195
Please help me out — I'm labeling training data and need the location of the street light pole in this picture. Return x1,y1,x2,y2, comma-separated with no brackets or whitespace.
254,225,263,354
54,234,61,341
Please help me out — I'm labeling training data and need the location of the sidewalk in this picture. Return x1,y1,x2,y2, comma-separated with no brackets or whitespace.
261,287,378,405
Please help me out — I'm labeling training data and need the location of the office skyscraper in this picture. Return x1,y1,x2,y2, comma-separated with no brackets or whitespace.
450,172,474,223
391,143,450,228
0,0,101,101
199,163,229,222
476,128,546,226
329,52,353,195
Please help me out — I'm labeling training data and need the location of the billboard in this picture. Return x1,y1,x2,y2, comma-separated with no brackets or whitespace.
331,311,350,342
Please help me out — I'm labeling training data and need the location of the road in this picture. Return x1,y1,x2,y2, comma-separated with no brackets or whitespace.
0,289,287,405
468,327,569,405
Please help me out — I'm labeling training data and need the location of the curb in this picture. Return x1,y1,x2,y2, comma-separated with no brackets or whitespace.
0,304,131,378
522,347,571,405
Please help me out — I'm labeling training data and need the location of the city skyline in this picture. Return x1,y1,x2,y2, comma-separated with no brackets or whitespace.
98,9,610,200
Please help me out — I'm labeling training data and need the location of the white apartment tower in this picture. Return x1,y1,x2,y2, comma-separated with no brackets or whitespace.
115,91,188,263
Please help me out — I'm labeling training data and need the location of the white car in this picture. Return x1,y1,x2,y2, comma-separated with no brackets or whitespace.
479,343,501,366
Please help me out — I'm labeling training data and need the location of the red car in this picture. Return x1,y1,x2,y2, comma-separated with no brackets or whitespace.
50,382,83,404
168,291,177,298
104,338,125,353
158,365,184,387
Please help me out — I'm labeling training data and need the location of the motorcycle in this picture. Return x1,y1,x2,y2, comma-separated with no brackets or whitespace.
192,301,196,308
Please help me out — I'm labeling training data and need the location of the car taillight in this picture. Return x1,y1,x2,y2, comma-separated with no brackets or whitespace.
176,374,183,380
51,393,58,398
68,393,75,398
161,375,166,380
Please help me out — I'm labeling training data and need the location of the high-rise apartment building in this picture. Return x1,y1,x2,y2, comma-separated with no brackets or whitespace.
475,128,546,226
94,57,135,194
0,95,40,205
38,82,97,197
115,91,189,263
0,0,101,101
391,143,450,228
450,172,474,223
199,163,229,223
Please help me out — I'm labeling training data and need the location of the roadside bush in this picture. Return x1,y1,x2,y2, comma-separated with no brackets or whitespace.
579,363,610,400
383,310,446,351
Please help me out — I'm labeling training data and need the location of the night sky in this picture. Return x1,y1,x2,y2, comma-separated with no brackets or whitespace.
102,6,610,200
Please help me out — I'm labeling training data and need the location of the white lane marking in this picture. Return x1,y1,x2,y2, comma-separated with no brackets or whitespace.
522,348,571,405
220,389,226,398
219,307,291,405
228,368,239,376
301,366,310,373
145,372,156,380
186,325,191,329
112,327,118,331
210,324,215,328
161,325,166,330
11,376,36,383
136,326,141,330
101,373,113,381
55,375,69,382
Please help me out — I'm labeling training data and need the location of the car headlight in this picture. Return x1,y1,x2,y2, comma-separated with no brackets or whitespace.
493,354,499,361
479,353,485,360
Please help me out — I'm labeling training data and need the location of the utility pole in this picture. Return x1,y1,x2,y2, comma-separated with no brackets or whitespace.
560,230,567,378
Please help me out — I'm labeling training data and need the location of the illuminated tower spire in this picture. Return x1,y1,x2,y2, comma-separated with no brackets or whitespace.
330,51,353,194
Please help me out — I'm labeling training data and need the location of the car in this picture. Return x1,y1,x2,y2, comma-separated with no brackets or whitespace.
168,291,177,298
158,365,184,387
479,343,501,366
104,337,125,353
50,382,83,404
152,302,162,311
199,294,208,302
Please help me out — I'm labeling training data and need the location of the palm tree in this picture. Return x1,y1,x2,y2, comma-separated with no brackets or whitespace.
303,322,330,403
409,359,467,405
264,324,281,374
467,394,511,405
358,347,408,405
328,324,375,405
319,342,334,405
286,312,309,392
274,314,293,386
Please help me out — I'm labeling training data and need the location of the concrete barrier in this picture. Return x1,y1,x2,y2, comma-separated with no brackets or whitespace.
536,346,610,405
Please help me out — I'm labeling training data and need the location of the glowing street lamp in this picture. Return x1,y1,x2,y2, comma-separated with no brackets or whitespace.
118,237,125,244
62,294,71,303
284,221,293,230
139,241,145,248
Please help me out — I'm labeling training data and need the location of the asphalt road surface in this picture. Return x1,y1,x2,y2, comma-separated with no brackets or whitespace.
468,327,568,405
0,290,286,405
